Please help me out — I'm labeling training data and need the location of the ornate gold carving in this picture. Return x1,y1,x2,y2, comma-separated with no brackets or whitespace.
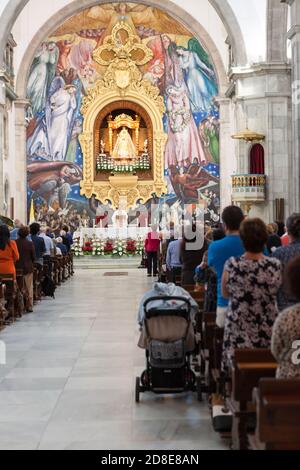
107,113,141,155
93,21,153,93
231,128,265,142
80,21,167,209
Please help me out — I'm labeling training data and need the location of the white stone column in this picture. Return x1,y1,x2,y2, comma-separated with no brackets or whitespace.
232,63,292,221
267,0,288,63
14,98,28,223
218,97,237,210
284,0,300,212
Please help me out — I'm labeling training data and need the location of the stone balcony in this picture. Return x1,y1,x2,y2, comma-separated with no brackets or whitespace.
231,174,267,206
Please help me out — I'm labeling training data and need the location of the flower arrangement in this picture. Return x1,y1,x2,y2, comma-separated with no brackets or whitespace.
104,240,114,255
73,237,145,257
82,241,93,254
135,237,145,256
113,239,126,257
96,155,151,173
72,238,83,257
126,239,136,255
91,238,104,256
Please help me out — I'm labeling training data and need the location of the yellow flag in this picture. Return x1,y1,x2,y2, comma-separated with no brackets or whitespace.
29,198,35,224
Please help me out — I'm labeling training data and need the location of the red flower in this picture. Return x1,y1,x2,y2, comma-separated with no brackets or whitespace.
82,241,93,252
104,241,114,253
126,240,136,253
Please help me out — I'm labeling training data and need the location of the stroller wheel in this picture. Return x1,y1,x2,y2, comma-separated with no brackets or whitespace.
135,377,140,403
141,370,149,388
196,376,203,402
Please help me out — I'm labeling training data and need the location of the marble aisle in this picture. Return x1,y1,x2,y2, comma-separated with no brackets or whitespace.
0,269,226,450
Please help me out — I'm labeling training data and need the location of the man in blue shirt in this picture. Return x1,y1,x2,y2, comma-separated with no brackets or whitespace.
208,206,245,328
30,223,46,266
166,238,182,283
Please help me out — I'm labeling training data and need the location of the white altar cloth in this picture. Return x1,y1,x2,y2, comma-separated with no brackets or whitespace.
74,226,149,242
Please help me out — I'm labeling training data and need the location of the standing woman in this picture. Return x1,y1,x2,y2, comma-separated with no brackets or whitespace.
16,227,36,313
0,225,19,280
145,226,161,277
221,218,282,371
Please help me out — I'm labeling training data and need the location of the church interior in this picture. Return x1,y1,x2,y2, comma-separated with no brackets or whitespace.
0,0,300,452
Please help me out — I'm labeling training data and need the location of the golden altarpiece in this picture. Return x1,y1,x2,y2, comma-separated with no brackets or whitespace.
79,21,167,210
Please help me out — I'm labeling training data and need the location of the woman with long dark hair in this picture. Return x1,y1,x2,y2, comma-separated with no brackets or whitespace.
0,225,19,279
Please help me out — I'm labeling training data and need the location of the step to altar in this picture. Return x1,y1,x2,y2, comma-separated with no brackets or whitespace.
74,256,142,270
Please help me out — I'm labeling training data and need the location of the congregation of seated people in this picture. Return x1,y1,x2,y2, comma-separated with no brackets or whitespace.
0,221,74,327
143,206,300,449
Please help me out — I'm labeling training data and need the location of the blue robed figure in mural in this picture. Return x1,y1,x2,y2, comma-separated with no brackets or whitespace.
177,38,218,113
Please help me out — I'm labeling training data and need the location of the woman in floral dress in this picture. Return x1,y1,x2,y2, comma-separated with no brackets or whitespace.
221,218,282,371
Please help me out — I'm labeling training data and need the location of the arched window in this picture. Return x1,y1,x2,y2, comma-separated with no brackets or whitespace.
250,143,265,174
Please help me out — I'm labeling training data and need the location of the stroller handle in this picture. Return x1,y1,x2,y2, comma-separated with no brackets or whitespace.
143,296,192,317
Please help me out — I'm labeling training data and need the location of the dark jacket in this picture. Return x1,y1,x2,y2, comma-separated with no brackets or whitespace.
180,239,207,285
30,235,46,261
62,236,71,253
57,243,67,255
16,238,36,274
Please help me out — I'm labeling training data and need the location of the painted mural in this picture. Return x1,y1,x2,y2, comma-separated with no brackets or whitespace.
26,2,220,230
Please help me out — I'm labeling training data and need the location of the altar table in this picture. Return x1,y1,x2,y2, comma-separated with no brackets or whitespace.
74,226,150,242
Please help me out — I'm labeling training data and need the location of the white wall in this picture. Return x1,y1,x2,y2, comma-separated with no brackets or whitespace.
0,0,10,15
228,0,267,64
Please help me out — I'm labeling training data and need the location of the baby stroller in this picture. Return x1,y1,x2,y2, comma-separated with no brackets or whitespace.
136,296,201,402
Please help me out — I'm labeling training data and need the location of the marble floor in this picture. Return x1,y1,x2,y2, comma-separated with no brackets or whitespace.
0,269,226,450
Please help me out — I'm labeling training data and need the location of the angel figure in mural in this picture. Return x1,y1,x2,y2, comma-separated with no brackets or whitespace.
85,3,190,46
165,84,207,168
27,71,66,160
177,39,218,113
47,85,77,161
27,42,59,116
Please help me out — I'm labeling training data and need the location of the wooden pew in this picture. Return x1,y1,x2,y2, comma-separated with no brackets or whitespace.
228,349,277,450
16,269,27,315
195,311,218,398
249,378,300,450
0,274,17,322
211,326,225,395
33,263,43,303
62,255,69,281
0,283,7,329
69,251,74,276
52,257,61,287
